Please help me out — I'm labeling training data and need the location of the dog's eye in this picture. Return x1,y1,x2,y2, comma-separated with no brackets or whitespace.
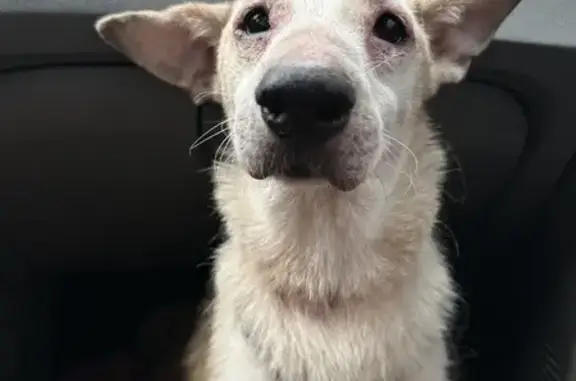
373,12,408,44
239,7,271,34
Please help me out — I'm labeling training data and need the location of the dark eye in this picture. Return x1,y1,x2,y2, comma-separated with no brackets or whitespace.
239,6,271,34
373,12,408,44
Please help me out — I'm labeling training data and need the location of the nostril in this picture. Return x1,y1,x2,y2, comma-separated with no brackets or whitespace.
315,93,355,123
256,90,285,116
261,107,287,123
261,107,291,137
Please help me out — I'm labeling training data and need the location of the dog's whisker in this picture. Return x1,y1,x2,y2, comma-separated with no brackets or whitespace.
367,59,393,72
444,149,468,204
382,158,418,197
215,134,234,163
436,220,461,258
382,131,420,174
213,134,236,179
189,119,231,154
191,112,253,157
400,169,418,196
194,89,221,104
189,127,228,154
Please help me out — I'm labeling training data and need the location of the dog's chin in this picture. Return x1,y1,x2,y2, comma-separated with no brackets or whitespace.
246,164,363,192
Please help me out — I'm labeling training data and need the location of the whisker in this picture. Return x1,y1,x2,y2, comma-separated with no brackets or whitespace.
188,111,252,156
214,134,234,164
382,130,420,174
437,220,460,258
383,159,417,197
367,59,393,72
196,134,234,176
189,126,228,154
193,90,220,104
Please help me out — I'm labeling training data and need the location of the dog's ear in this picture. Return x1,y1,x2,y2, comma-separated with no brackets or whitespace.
95,2,231,104
421,0,520,84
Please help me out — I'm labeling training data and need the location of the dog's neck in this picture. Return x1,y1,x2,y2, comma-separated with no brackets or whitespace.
214,114,444,315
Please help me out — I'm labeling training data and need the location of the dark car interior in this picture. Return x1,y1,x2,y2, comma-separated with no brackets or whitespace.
0,0,574,380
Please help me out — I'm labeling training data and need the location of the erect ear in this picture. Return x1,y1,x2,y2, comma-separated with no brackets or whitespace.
420,0,520,84
95,2,231,104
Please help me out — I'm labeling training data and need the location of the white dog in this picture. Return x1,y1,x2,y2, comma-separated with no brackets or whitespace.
95,0,519,380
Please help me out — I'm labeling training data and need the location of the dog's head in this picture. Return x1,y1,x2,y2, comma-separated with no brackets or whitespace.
96,0,519,191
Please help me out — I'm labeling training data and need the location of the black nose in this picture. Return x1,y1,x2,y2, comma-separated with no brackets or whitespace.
255,66,355,143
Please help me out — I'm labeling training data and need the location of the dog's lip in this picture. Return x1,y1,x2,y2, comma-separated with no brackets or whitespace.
247,165,360,192
248,170,269,180
246,161,317,182
327,176,359,192
242,142,364,192
252,165,360,192
282,163,313,179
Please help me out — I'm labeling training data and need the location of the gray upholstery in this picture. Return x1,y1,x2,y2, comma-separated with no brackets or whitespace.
0,67,215,264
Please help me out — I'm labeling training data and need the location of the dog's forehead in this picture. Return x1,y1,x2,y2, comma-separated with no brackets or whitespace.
233,0,418,16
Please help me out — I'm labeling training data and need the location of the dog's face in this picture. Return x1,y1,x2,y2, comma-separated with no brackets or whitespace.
218,0,430,191
96,0,519,191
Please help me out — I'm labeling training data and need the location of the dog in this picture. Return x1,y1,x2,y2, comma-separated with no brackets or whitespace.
95,0,519,380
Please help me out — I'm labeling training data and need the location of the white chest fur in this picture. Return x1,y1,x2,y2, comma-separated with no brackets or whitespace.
208,235,454,381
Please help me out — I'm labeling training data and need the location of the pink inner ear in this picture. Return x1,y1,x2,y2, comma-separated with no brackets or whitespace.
431,0,520,61
120,16,204,88
103,11,216,93
97,2,230,102
441,25,484,61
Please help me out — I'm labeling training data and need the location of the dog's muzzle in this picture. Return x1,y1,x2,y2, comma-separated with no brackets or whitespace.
252,65,356,182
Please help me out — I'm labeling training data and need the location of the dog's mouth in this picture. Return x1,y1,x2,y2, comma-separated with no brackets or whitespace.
244,146,361,192
272,150,323,182
282,163,313,179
